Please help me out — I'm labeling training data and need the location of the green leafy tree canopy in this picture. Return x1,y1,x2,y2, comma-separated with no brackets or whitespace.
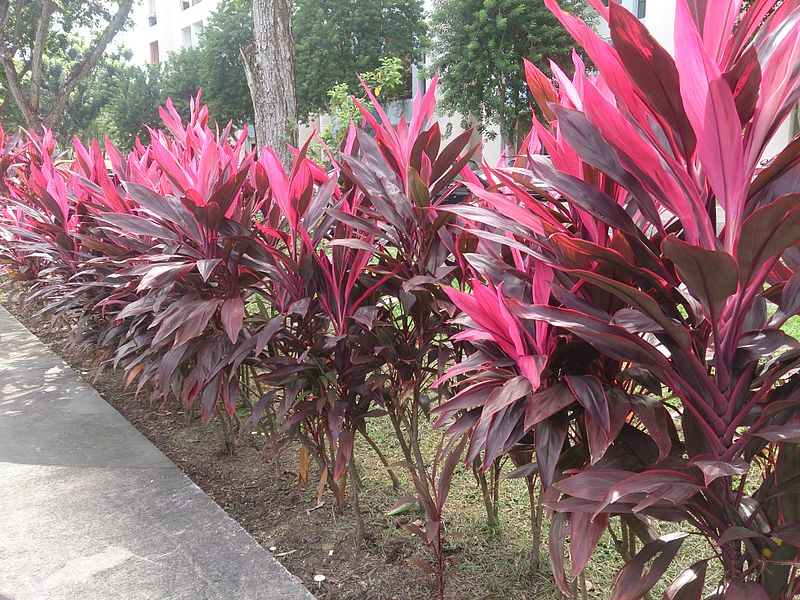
293,0,426,120
0,0,134,129
429,0,592,150
322,56,405,149
198,0,254,127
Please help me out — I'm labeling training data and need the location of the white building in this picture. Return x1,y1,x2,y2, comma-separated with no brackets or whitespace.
118,0,222,66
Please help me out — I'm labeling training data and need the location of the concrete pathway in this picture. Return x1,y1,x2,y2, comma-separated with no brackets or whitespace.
0,306,314,600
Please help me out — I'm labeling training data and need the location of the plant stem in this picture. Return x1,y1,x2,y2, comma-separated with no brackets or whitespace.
349,457,365,541
360,427,401,490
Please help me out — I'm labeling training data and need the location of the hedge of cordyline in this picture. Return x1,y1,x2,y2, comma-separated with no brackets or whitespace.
2,0,800,598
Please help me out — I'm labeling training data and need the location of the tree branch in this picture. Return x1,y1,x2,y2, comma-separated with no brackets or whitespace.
29,0,55,116
1,55,36,125
44,0,134,129
0,0,10,50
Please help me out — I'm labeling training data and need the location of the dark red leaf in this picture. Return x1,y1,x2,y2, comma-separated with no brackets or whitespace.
221,296,245,343
535,413,568,488
738,194,800,286
723,581,770,600
629,395,672,461
610,532,688,600
662,235,738,324
548,511,570,595
570,511,608,578
524,382,574,430
664,559,708,600
690,458,749,486
719,526,765,546
755,424,800,443
609,2,696,156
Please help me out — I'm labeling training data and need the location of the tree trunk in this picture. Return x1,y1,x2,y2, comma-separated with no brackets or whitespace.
0,0,133,132
244,0,297,167
496,106,517,155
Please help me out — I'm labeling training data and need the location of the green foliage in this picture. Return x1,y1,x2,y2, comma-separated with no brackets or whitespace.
293,0,426,120
429,0,591,149
0,31,131,142
1,0,122,66
197,0,254,126
99,64,163,148
321,57,405,148
0,0,134,128
161,48,205,122
48,38,133,142
99,0,253,148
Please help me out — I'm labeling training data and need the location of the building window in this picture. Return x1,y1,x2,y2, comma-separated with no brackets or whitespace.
192,0,202,5
637,0,646,17
192,21,204,45
149,41,159,64
148,0,157,25
181,0,190,9
182,26,192,48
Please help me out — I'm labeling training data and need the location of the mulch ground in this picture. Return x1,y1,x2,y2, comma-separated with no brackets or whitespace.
2,298,436,600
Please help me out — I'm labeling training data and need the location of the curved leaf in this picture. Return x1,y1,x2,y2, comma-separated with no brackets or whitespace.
610,532,688,600
664,559,708,600
662,235,738,324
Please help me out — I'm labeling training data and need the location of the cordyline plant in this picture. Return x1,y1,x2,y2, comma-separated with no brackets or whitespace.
439,0,800,597
246,79,480,552
0,94,265,451
2,0,799,596
336,77,480,587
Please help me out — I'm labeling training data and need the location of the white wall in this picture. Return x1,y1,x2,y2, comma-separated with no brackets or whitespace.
117,0,221,66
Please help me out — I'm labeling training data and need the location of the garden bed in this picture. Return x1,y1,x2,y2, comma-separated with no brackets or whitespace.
2,297,573,600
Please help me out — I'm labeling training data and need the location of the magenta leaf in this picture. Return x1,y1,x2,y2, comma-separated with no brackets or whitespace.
675,0,747,235
609,2,696,156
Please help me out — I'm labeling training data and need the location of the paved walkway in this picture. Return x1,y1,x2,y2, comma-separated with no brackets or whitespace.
0,306,314,600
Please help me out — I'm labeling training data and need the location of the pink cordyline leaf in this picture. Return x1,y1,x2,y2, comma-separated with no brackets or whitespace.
674,0,747,249
688,0,742,61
